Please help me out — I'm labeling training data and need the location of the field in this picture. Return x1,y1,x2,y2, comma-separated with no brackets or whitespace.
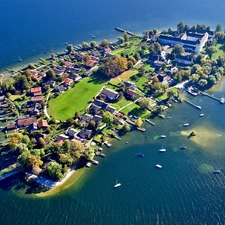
48,75,108,120
212,44,225,60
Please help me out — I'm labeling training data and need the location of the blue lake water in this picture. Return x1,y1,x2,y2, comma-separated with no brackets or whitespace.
1,0,225,72
1,0,225,224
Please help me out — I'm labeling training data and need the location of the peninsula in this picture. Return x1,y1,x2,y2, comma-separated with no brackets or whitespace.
0,21,225,192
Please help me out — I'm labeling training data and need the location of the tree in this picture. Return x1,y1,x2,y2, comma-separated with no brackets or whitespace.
135,118,143,127
101,39,109,47
117,36,124,43
67,44,74,53
184,24,190,31
16,143,29,154
63,140,71,153
121,124,130,133
47,162,63,180
102,111,114,125
198,79,208,88
177,21,185,34
14,75,30,91
9,133,23,151
215,24,223,32
172,44,184,55
28,155,43,169
123,32,129,42
134,53,141,61
90,41,98,49
168,28,173,35
167,89,176,99
46,68,56,80
83,54,91,63
85,146,95,160
38,137,46,148
206,46,218,58
149,42,161,54
208,75,217,86
82,42,90,50
153,28,158,35
18,150,31,168
139,97,154,110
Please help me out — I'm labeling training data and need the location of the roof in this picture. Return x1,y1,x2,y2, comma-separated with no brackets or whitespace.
101,88,119,100
175,55,193,61
65,61,73,68
81,114,93,123
17,117,36,127
6,123,16,130
30,87,42,93
78,129,92,139
67,127,79,137
158,35,180,42
31,96,44,102
125,89,137,97
38,120,49,128
105,105,116,114
33,92,42,96
93,115,102,123
90,104,102,114
94,99,108,109
86,60,95,68
64,78,73,84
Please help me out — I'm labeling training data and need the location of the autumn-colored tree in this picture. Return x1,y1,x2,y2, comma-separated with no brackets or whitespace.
9,133,23,151
135,118,143,127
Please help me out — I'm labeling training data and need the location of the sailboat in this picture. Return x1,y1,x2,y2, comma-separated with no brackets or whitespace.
199,113,204,117
114,179,121,188
159,145,166,152
156,163,162,169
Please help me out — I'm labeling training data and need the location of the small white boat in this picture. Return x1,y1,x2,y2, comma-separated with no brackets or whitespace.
160,135,166,138
86,162,91,168
114,179,121,188
159,148,166,152
183,123,189,127
199,113,204,117
180,146,186,149
92,160,99,165
156,164,162,169
220,98,225,104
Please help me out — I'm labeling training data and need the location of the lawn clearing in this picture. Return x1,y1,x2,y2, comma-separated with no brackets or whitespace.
212,44,225,60
48,75,108,120
110,96,132,110
111,69,138,83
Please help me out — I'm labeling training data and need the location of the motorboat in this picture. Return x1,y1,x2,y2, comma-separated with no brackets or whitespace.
213,169,221,174
156,164,162,169
114,179,121,188
137,153,144,157
183,123,189,126
86,162,91,168
159,148,166,152
199,113,204,117
180,146,186,149
160,135,166,138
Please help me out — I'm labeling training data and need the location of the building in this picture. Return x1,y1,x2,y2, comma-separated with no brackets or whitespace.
158,30,210,54
125,89,137,100
100,88,119,101
175,54,193,65
38,120,49,129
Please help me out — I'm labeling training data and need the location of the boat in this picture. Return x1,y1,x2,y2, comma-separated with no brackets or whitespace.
220,97,225,104
86,162,91,168
180,146,186,149
196,105,202,110
92,36,96,38
187,88,198,96
159,148,166,152
156,164,162,169
99,153,106,158
18,56,22,62
158,114,165,119
137,153,144,157
114,179,121,188
213,169,221,174
183,123,189,126
199,113,204,117
160,135,166,138
92,160,99,165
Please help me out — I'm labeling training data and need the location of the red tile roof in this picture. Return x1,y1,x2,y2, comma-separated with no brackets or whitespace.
17,117,36,127
86,60,95,68
64,78,73,84
38,120,49,128
65,62,73,68
6,123,16,130
30,87,42,93
33,92,42,96
31,96,44,102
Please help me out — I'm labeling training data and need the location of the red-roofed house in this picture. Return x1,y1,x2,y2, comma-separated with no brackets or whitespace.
38,120,49,129
65,61,74,68
30,87,42,94
31,96,44,102
17,117,36,127
85,60,96,68
64,78,73,86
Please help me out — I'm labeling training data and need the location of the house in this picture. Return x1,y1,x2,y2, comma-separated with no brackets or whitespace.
89,104,102,115
100,88,119,101
64,78,73,86
170,66,179,75
53,66,65,76
83,70,92,77
65,61,74,69
38,120,49,129
105,105,117,114
125,89,137,100
85,60,96,68
175,54,193,65
30,87,42,95
54,85,67,93
17,117,37,127
6,123,16,130
0,96,5,102
67,127,79,138
153,60,165,67
124,81,137,89
31,122,38,131
94,99,108,109
92,115,102,123
44,80,55,88
31,96,44,102
78,129,92,139
80,114,93,126
70,73,82,82
56,134,69,142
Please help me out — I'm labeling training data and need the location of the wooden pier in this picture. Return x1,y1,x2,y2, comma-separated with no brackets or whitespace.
115,27,140,37
184,99,201,110
200,91,223,103
145,119,155,126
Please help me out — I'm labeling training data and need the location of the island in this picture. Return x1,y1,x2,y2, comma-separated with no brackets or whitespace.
0,21,225,193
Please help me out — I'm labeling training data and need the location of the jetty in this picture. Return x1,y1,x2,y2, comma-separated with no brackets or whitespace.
137,127,146,132
200,91,224,103
184,99,201,110
145,119,155,126
115,27,140,37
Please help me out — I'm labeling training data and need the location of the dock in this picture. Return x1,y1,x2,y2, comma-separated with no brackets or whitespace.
200,91,223,103
184,99,201,110
145,119,155,126
115,27,140,37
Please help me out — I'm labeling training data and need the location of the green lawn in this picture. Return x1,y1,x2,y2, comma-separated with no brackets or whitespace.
111,45,140,57
110,96,132,110
121,102,139,114
48,75,108,120
212,44,225,60
122,105,151,119
133,76,148,91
